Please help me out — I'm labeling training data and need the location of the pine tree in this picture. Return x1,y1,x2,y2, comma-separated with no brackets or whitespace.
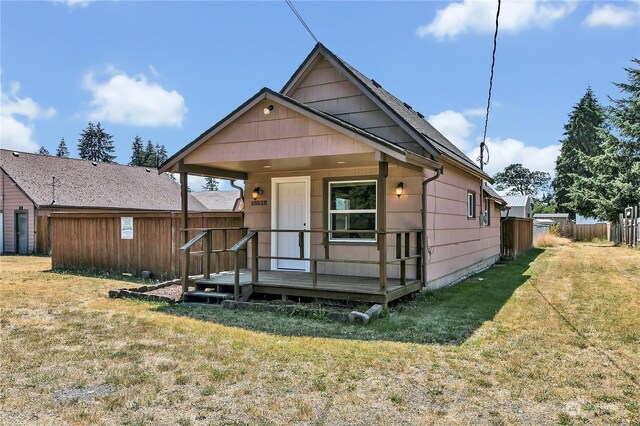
569,59,640,222
56,138,70,157
37,146,50,155
77,121,116,162
143,140,157,167
203,177,219,191
553,88,607,218
129,135,145,166
155,143,168,168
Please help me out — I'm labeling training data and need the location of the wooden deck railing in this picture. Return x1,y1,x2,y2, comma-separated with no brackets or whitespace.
179,227,247,292
226,229,423,300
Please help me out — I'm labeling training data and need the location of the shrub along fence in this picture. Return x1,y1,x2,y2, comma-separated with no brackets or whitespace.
50,211,245,280
554,223,609,242
501,217,533,259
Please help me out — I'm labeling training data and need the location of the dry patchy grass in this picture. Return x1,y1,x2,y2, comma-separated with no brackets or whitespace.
1,246,639,425
534,233,573,248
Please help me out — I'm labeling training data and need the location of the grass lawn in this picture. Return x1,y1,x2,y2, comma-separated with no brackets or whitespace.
1,244,638,425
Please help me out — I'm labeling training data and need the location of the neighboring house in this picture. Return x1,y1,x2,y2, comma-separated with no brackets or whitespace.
0,149,207,254
160,42,507,304
533,213,571,224
192,190,243,211
501,195,532,218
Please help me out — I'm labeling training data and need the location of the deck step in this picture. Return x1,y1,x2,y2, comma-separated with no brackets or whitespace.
183,291,235,303
195,280,251,291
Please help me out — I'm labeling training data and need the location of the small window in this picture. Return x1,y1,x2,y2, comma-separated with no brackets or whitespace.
329,180,377,241
467,191,476,218
483,196,491,226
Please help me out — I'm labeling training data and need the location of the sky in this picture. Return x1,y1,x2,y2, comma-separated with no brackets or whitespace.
2,0,639,191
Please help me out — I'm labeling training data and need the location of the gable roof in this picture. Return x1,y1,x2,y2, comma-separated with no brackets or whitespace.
1,150,208,211
483,183,507,206
191,190,242,211
502,195,531,207
159,87,441,174
281,43,492,181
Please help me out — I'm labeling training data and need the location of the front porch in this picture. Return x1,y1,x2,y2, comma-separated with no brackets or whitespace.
180,227,424,305
185,269,422,305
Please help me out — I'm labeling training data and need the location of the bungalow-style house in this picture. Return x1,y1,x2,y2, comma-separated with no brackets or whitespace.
0,149,207,254
160,43,507,304
501,195,532,218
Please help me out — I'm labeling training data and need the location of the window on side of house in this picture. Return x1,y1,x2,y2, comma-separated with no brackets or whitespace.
329,180,377,242
467,191,476,219
484,196,491,226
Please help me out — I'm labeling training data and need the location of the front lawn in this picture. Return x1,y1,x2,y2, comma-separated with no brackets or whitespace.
1,244,638,425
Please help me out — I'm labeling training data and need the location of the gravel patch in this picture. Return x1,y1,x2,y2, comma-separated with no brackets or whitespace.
146,284,182,301
53,384,115,403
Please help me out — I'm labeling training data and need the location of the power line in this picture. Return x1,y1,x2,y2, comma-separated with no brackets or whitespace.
478,0,501,170
285,0,319,43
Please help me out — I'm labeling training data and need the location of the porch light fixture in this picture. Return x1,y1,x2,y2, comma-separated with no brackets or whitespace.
263,105,274,115
395,182,404,198
336,161,346,164
251,187,264,200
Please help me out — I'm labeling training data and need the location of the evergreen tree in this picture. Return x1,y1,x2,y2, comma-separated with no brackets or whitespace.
494,163,550,196
203,177,219,191
553,88,606,217
143,140,157,167
569,59,640,222
37,146,50,155
56,138,70,157
129,135,145,166
77,121,116,162
155,143,168,168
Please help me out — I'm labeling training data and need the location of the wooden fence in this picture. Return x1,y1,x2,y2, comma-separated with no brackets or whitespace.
50,211,245,280
501,217,533,259
554,223,609,242
35,216,51,254
611,204,639,247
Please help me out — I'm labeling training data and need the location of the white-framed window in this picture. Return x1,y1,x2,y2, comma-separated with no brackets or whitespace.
483,196,491,226
467,191,476,219
329,180,377,242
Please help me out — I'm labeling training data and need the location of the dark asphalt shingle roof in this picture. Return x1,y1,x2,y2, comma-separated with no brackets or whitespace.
1,149,208,211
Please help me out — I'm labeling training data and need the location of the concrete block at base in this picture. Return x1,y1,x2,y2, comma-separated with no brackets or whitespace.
365,304,383,319
348,311,370,325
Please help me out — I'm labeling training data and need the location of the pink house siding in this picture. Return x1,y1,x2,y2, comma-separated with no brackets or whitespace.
1,170,36,253
289,57,423,154
424,165,501,287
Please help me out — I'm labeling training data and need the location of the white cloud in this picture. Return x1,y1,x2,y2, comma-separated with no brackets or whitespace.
84,68,187,127
1,80,56,152
417,0,577,40
52,0,92,8
583,4,639,28
466,137,560,177
428,110,475,151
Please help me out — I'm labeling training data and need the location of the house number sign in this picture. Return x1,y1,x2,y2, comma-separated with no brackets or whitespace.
251,200,267,206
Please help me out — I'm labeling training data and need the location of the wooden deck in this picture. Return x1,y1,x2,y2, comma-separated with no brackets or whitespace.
193,269,422,304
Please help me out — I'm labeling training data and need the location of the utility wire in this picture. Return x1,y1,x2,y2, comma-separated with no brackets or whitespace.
478,0,501,170
285,0,319,43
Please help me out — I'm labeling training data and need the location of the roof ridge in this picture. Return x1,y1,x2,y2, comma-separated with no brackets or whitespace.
1,149,162,171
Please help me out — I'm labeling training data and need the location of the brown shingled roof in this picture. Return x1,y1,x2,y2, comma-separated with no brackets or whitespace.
0,149,207,211
191,190,242,211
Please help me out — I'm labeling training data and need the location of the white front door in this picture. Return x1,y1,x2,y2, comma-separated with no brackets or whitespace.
272,177,310,271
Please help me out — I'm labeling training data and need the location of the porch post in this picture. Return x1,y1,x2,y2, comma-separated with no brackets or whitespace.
378,160,388,292
180,168,189,292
